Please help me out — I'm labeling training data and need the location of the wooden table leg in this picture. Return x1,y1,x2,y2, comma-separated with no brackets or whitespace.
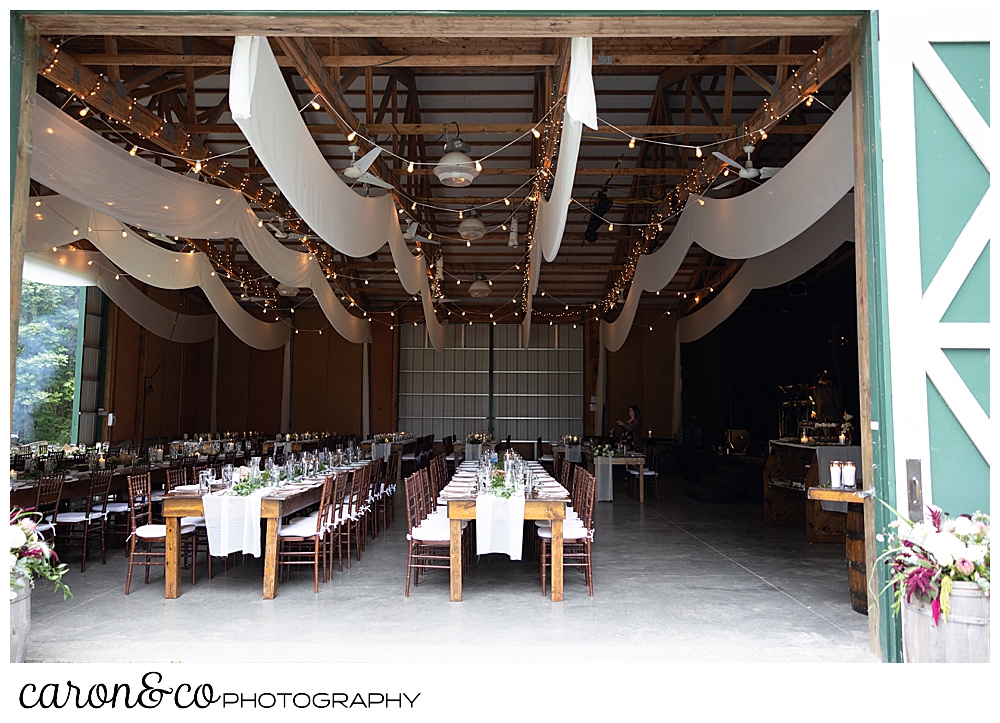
551,518,564,602
638,461,645,505
449,517,463,602
262,516,279,600
165,516,181,599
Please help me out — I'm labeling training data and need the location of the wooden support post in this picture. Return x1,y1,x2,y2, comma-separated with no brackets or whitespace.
10,17,38,420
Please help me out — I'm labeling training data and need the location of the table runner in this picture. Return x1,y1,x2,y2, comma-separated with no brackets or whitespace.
371,442,392,461
595,457,613,501
201,488,269,557
465,443,482,462
475,492,526,560
565,445,582,464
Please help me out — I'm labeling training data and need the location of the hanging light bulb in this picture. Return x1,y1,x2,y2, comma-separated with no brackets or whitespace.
760,130,768,140
698,198,705,206
311,100,321,110
347,130,357,142
215,197,222,205
531,127,541,139
608,223,614,231
194,159,202,173
695,146,703,158
628,137,636,149
805,95,814,107
504,197,511,206
34,200,42,207
79,106,88,117
115,274,120,280
72,228,79,236
407,161,414,173
475,160,482,172
129,145,138,156
122,229,128,237
723,167,730,177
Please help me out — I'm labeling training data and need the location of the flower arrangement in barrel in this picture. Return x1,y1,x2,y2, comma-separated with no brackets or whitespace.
878,505,989,625
9,508,72,601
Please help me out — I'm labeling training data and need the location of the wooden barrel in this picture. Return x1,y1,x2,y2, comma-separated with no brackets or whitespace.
845,502,868,614
903,581,990,662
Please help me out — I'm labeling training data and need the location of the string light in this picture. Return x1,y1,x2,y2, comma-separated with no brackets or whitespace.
407,161,414,173
194,160,202,173
78,107,88,117
695,146,703,158
531,127,541,139
628,137,636,149
311,100,321,110
346,130,357,142
72,228,79,236
129,145,138,156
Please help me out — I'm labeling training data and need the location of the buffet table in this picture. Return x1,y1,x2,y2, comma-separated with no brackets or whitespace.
763,440,861,543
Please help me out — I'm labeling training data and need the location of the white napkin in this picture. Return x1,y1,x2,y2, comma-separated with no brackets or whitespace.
475,492,525,560
202,488,268,557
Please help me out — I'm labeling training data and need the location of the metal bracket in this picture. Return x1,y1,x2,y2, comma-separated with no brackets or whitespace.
906,459,924,521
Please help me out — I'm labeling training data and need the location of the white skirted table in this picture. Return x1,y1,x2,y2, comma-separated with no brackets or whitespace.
591,456,646,503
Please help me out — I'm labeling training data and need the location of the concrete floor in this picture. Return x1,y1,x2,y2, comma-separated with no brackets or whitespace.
25,472,877,663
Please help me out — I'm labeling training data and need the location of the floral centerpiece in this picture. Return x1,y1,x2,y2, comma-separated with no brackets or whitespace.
561,435,580,447
467,432,488,445
591,443,619,458
878,506,989,626
10,509,72,601
372,434,391,444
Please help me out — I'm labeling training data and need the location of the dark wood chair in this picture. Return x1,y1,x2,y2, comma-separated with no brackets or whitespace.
124,473,195,594
278,473,334,593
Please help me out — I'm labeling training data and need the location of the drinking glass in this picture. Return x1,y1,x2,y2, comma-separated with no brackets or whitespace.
222,464,234,487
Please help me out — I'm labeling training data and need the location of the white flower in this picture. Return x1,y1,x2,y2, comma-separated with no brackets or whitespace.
920,531,970,568
903,521,935,546
9,524,27,552
965,544,988,564
952,516,977,537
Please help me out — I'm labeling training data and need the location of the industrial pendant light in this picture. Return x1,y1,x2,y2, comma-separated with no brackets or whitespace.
433,124,480,187
458,209,486,240
468,274,491,298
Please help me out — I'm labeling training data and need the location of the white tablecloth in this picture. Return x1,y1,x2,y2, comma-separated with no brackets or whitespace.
475,492,525,560
595,457,613,501
371,442,392,461
565,445,582,464
465,443,482,462
201,488,269,557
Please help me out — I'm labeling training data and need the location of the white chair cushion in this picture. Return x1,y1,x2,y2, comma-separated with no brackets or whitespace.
53,511,104,523
536,524,591,540
101,502,131,513
278,519,323,537
180,516,206,526
135,523,194,539
408,523,451,543
35,522,55,534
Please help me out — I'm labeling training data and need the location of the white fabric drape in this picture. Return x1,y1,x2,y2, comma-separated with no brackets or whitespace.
30,95,368,345
475,492,526,560
229,36,446,351
678,195,855,342
601,96,855,352
23,249,217,344
25,195,288,350
202,488,268,557
596,457,614,502
522,37,597,347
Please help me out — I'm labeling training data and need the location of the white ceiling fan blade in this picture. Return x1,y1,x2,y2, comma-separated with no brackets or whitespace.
758,166,782,179
713,178,739,190
712,151,746,173
354,146,383,174
356,171,394,190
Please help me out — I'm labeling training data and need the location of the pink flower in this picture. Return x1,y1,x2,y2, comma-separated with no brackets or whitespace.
931,597,942,625
956,558,975,576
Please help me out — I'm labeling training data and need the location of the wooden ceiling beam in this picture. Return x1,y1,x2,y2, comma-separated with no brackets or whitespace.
24,14,862,38
70,52,816,68
737,64,775,93
190,121,823,136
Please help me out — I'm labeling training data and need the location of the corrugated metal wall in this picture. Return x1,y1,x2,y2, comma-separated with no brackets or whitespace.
398,323,583,441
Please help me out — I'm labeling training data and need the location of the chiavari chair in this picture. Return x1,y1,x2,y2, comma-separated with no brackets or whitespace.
403,472,453,597
33,473,65,543
277,473,334,593
364,457,386,540
124,472,196,594
359,458,383,549
51,470,110,572
331,464,364,569
538,468,596,596
373,451,399,533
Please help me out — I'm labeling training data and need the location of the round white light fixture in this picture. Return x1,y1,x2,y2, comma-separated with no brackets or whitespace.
458,209,486,240
468,274,491,298
434,136,479,187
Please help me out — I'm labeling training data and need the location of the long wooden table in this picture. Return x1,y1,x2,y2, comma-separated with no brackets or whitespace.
445,496,567,602
161,482,322,600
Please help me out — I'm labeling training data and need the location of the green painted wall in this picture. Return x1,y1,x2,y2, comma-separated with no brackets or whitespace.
913,42,991,516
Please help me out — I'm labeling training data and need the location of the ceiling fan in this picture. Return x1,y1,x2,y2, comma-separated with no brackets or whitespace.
343,144,393,190
266,222,288,239
712,144,781,189
403,221,439,246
